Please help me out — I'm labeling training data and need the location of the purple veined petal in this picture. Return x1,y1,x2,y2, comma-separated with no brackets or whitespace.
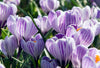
34,33,42,40
46,36,76,66
47,0,54,10
71,52,81,68
8,4,17,15
7,15,20,40
33,39,44,59
4,35,18,56
95,23,100,36
76,45,88,60
21,39,30,54
64,10,82,30
34,16,51,34
0,64,5,68
48,11,60,32
23,18,38,40
82,6,91,21
41,56,58,68
0,40,7,56
73,28,94,47
66,25,76,37
0,2,17,28
96,9,100,19
39,0,59,12
22,34,44,60
7,15,38,41
48,10,57,25
39,0,48,12
82,56,96,68
56,10,63,17
3,0,21,5
88,48,98,60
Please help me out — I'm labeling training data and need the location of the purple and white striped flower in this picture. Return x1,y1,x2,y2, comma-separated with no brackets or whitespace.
39,0,60,12
66,19,95,47
3,0,20,5
41,56,61,68
0,2,17,28
71,45,88,68
46,34,76,67
48,10,65,33
34,16,51,34
82,48,100,68
7,15,38,41
0,64,5,68
21,34,44,61
0,35,18,57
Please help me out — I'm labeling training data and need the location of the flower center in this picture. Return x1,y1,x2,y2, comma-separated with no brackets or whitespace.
76,27,82,31
33,40,36,43
95,55,100,63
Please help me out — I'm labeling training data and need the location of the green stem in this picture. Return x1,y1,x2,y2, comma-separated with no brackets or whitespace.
12,57,23,64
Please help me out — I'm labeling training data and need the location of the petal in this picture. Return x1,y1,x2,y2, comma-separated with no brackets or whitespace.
41,56,58,68
21,39,30,54
5,35,18,56
82,6,91,21
76,45,88,60
71,52,81,68
82,56,96,68
73,28,94,47
0,40,7,56
46,37,76,66
66,25,76,37
0,64,5,68
88,48,98,60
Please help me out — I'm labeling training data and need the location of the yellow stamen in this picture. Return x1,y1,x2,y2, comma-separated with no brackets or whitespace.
76,27,82,31
33,40,36,43
95,55,100,63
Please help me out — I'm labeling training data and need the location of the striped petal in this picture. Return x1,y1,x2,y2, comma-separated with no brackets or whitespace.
73,28,94,47
82,56,96,68
7,15,38,41
46,34,76,66
41,56,58,68
21,34,44,60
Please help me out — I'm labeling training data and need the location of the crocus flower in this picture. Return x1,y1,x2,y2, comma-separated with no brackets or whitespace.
72,6,91,21
3,0,20,5
71,45,88,68
0,64,5,68
41,56,61,68
0,35,18,57
82,48,100,68
34,16,51,34
21,34,44,61
48,9,82,34
48,10,65,33
0,2,17,29
39,0,60,12
46,34,76,67
7,15,38,41
66,19,95,47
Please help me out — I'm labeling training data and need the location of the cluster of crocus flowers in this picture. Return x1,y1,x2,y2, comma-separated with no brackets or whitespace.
0,0,100,68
